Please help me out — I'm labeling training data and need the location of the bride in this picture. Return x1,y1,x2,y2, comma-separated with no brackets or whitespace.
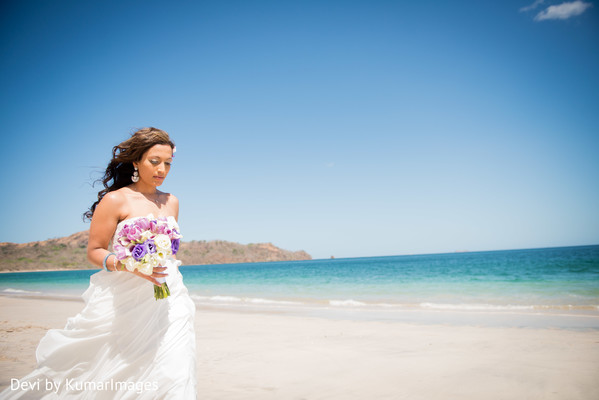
1,128,197,399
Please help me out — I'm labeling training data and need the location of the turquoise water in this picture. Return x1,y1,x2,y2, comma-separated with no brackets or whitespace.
2,245,598,315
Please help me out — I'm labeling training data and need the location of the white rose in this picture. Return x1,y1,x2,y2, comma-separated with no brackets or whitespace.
145,231,157,241
124,257,137,272
147,254,160,269
154,234,172,252
137,261,153,276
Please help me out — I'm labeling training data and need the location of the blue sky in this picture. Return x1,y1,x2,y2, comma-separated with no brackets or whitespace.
1,0,597,259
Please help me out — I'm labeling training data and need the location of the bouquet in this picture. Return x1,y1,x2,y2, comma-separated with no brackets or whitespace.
113,216,182,300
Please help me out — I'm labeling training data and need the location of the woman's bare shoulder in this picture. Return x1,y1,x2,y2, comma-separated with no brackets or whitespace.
166,192,179,203
89,189,131,242
94,188,136,223
100,188,129,206
161,192,179,218
156,189,177,202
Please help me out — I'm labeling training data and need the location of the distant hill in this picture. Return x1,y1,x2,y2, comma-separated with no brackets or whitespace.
0,231,311,272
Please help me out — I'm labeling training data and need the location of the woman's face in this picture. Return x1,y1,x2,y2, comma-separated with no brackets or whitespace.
134,144,173,188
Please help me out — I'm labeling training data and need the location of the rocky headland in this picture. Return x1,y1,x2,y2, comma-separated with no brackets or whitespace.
0,231,311,272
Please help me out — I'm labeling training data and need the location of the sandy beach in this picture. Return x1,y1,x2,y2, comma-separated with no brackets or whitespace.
1,296,598,400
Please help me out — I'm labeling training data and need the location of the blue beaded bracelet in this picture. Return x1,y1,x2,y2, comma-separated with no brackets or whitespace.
103,252,116,271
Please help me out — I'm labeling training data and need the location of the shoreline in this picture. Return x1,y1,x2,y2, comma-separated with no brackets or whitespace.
2,292,598,331
1,296,598,399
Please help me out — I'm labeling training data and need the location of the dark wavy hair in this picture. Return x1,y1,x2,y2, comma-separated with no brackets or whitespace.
83,127,175,221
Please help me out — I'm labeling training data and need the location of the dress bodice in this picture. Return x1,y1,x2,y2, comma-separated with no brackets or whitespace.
113,214,180,244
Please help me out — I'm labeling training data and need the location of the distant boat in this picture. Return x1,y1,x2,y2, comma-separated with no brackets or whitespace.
330,255,335,259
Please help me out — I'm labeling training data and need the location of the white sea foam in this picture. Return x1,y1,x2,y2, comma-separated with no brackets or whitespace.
373,303,402,308
246,298,300,305
2,288,42,294
190,295,301,306
419,302,535,311
208,295,242,302
189,294,598,312
329,299,367,307
0,287,83,301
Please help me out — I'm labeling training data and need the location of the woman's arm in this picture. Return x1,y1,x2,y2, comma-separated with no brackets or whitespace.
87,191,125,272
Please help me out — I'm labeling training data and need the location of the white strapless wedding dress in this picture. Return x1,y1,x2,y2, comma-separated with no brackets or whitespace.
0,216,197,399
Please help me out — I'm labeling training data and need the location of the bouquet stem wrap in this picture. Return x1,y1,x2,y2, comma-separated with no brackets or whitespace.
154,273,171,300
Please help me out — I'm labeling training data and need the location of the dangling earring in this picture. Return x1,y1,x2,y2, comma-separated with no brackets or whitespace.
132,166,139,183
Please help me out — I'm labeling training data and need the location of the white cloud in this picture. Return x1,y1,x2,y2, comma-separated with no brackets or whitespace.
520,0,546,12
534,1,593,21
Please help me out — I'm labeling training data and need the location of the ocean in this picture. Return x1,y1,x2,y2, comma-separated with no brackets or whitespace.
2,245,598,328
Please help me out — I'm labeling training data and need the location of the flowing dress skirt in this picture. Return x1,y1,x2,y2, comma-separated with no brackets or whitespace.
0,259,197,399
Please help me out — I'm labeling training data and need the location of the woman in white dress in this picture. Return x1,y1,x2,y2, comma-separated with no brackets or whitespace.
1,127,197,399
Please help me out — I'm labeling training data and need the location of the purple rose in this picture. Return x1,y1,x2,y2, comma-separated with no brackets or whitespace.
131,242,148,261
146,239,157,254
171,238,180,255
